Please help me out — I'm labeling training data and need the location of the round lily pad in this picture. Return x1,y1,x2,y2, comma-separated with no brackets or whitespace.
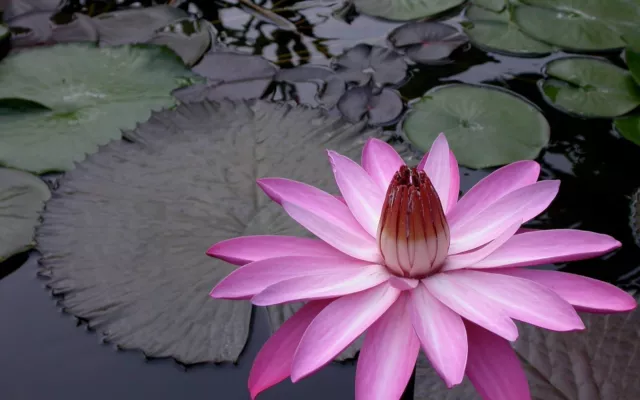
337,86,404,126
615,116,640,146
35,100,392,364
388,22,468,64
353,0,465,21
539,57,640,118
0,43,198,174
332,44,407,88
626,47,640,86
463,6,553,56
403,83,550,169
471,0,505,12
0,168,50,262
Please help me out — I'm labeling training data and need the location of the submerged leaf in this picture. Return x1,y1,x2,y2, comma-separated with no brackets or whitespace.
332,44,407,87
337,86,404,126
353,0,465,21
388,22,468,64
539,57,640,118
0,168,50,262
403,83,549,169
0,43,198,174
36,100,393,364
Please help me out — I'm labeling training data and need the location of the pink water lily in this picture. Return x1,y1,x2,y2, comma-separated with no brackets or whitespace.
207,134,636,400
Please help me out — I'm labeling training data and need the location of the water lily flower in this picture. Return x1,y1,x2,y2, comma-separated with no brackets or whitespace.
207,134,636,400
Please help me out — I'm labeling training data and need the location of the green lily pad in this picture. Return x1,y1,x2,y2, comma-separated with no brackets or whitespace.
471,0,505,12
539,57,640,118
403,83,549,169
512,0,639,51
353,0,465,21
0,168,50,262
626,47,640,86
35,100,399,364
464,6,553,56
615,116,640,146
0,43,198,174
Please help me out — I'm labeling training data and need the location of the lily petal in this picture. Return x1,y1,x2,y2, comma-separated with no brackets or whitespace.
449,180,559,254
355,293,420,400
447,161,540,228
409,283,467,387
423,273,518,341
448,270,585,331
419,133,458,213
442,221,521,271
257,178,382,262
495,268,637,313
361,138,405,192
210,256,370,299
465,321,531,400
207,235,349,266
252,264,392,306
248,300,331,399
327,150,385,237
291,283,401,382
472,229,622,269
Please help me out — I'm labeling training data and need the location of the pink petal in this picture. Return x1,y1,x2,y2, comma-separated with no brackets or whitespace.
248,300,331,399
389,276,419,291
423,273,518,341
447,161,540,228
464,321,531,400
472,229,622,269
251,264,392,306
210,256,370,299
418,133,457,213
355,293,420,400
446,151,460,213
207,235,349,266
448,269,585,331
291,283,401,382
327,150,385,237
442,221,521,271
361,138,405,192
495,268,637,313
257,178,382,262
449,180,559,254
410,283,467,387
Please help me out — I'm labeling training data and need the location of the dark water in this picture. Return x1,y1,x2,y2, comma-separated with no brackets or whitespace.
2,0,640,399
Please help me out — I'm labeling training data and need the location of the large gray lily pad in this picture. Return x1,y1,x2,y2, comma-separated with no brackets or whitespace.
35,100,392,364
388,22,468,64
353,0,465,21
337,86,404,126
403,84,550,169
3,0,60,20
0,43,198,174
0,168,50,262
332,44,407,88
416,299,640,399
7,12,97,48
539,57,640,118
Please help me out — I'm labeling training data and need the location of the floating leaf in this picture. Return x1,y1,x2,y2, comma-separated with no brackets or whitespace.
8,12,97,48
3,0,60,20
0,168,50,262
36,100,389,364
403,83,549,169
615,116,640,146
388,22,468,64
416,301,640,399
332,44,407,87
471,0,505,12
0,43,198,174
626,47,640,86
539,57,640,118
147,19,213,66
338,86,404,126
353,0,465,21
464,6,553,56
275,65,346,108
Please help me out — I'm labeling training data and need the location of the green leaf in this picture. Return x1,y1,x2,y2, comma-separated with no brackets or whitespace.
35,100,402,364
0,43,199,174
626,47,640,86
471,0,506,12
353,0,465,21
402,83,549,169
539,57,640,118
615,116,640,146
0,168,50,262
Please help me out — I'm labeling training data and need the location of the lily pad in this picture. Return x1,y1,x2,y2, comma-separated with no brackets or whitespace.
539,57,640,118
0,168,50,262
464,6,553,56
388,22,468,64
416,300,640,399
615,116,640,146
626,47,640,86
471,0,505,12
35,100,391,364
353,0,465,21
3,0,60,20
332,44,407,87
0,43,198,174
275,65,346,108
403,83,549,169
147,19,213,66
337,86,404,126
8,12,97,48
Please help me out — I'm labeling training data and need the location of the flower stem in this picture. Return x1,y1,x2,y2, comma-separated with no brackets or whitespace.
400,365,416,400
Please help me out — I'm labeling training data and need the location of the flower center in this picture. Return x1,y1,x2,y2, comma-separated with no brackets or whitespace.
376,166,450,279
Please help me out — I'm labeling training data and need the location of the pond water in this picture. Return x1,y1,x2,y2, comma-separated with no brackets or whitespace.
1,0,640,399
